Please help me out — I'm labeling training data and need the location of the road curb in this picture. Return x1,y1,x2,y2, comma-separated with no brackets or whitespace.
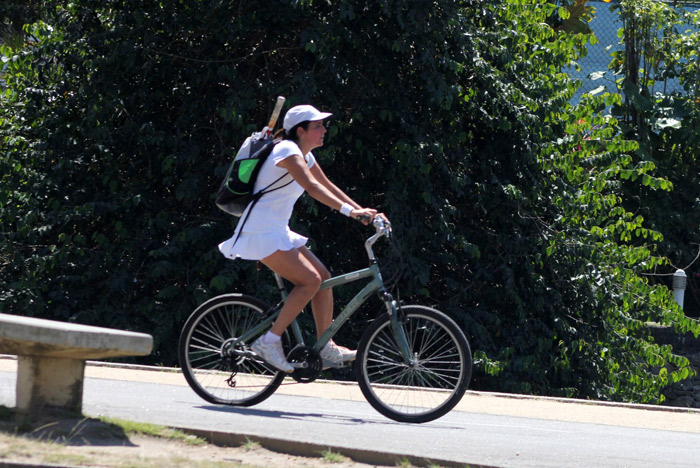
177,425,495,468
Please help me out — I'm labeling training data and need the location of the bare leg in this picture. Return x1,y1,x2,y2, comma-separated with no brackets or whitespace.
261,246,331,338
298,247,333,339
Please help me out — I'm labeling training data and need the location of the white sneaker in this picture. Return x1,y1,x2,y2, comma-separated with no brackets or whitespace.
251,337,294,373
320,341,357,369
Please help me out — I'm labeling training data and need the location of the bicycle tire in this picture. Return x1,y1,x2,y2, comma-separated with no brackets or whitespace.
178,293,288,407
355,305,472,423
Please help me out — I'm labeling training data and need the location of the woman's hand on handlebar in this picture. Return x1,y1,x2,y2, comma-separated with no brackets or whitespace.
352,209,390,229
351,208,377,225
374,212,389,224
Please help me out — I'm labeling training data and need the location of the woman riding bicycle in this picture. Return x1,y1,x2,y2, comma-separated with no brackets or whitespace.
218,104,380,373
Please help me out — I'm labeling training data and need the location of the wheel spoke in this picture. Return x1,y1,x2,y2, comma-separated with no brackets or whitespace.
179,295,285,406
357,307,471,423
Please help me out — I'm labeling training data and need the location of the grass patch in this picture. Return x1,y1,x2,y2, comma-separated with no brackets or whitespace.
42,452,95,466
2,412,379,468
395,459,447,468
242,437,261,451
117,457,239,468
0,437,36,459
98,416,206,446
319,448,350,463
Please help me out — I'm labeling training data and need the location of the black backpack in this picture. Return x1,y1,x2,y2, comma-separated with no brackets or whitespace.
215,134,293,246
216,137,274,216
216,97,288,217
216,96,291,246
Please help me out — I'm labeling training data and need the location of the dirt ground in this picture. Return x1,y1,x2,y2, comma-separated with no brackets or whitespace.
0,411,400,468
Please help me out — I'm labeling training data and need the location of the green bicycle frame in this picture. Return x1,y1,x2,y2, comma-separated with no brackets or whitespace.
276,263,385,349
313,264,383,351
239,218,414,364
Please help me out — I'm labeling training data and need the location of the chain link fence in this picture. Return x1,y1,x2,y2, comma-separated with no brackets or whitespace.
572,0,700,100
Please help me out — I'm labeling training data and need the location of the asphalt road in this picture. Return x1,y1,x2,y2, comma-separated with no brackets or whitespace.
1,360,699,468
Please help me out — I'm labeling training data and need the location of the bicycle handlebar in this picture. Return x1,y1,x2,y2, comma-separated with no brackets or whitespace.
361,215,391,262
372,216,391,234
356,215,391,234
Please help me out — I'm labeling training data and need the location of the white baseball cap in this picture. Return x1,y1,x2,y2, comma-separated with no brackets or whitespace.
283,105,332,131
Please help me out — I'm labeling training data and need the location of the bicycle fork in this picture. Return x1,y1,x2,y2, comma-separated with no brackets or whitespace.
381,291,414,366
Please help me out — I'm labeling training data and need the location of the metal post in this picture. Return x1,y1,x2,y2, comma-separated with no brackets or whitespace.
672,269,687,309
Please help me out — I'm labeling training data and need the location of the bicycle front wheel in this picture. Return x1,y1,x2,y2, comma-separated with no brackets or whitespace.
355,305,472,423
178,293,288,407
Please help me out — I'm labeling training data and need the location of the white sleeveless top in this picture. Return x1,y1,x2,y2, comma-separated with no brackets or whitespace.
218,140,315,260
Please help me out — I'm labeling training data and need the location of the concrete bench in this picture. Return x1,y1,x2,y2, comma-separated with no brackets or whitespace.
0,312,153,416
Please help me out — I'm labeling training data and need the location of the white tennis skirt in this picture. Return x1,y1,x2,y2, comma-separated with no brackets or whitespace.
218,226,308,261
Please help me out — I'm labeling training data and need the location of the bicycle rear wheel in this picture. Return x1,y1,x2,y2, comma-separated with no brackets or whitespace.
355,305,472,423
178,293,288,407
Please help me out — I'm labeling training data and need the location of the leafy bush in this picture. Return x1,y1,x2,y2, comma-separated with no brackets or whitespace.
1,0,697,402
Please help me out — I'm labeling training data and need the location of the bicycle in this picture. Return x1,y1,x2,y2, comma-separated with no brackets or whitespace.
178,217,472,423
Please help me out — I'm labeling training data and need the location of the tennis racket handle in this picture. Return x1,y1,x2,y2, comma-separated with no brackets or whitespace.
268,96,286,129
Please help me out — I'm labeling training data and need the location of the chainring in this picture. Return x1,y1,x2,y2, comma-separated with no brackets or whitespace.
287,345,323,383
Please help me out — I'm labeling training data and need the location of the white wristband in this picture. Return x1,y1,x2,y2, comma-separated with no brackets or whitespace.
339,203,354,217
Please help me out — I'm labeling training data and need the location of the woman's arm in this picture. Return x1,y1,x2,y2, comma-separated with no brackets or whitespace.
308,162,362,209
276,155,376,220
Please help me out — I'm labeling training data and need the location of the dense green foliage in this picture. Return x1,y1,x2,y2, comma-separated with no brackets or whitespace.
607,0,700,317
1,0,699,403
0,1,42,48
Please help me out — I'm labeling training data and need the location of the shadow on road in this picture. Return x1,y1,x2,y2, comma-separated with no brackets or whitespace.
194,403,464,430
